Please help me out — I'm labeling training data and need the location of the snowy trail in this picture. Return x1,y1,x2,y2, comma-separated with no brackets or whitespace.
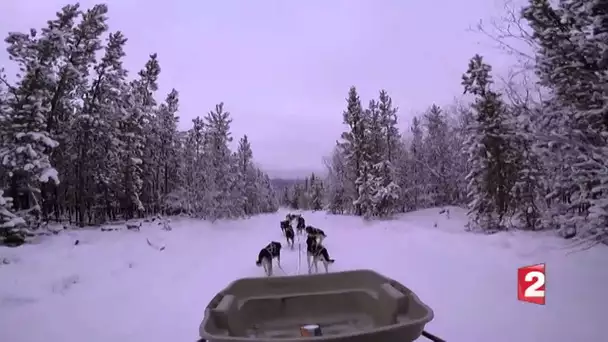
0,208,606,342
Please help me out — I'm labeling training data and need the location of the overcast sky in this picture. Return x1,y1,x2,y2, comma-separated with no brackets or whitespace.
0,0,522,178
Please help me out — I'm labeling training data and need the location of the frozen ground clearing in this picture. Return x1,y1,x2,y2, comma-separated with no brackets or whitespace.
0,207,605,341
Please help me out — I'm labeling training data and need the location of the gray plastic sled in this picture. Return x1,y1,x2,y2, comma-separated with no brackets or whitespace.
199,269,442,342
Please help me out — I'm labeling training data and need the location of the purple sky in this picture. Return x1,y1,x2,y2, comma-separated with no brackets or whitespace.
0,0,520,178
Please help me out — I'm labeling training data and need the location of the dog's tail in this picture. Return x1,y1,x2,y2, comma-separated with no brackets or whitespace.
256,259,262,266
321,248,335,263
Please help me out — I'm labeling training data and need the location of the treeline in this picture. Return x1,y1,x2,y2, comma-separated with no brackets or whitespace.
320,0,607,242
0,3,278,232
324,89,467,218
279,173,324,211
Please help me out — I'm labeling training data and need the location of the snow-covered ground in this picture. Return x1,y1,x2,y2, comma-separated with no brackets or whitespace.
0,207,605,342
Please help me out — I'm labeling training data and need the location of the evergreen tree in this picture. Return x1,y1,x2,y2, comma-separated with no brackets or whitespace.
407,116,425,210
378,90,400,164
422,105,450,206
325,148,348,214
156,89,180,199
73,29,126,224
522,0,608,238
0,10,72,225
451,104,474,206
369,90,401,216
309,173,324,211
203,103,238,219
338,86,367,215
236,135,256,215
462,54,515,231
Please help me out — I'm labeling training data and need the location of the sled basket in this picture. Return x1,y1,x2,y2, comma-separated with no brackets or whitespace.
199,269,443,342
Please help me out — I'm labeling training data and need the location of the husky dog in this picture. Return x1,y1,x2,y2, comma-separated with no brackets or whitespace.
280,219,291,233
286,213,297,222
305,235,335,274
284,225,295,249
305,225,327,243
295,215,306,235
255,241,282,276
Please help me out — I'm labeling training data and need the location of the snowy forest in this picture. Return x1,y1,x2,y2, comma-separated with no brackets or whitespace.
1,0,607,246
280,0,608,243
0,3,279,234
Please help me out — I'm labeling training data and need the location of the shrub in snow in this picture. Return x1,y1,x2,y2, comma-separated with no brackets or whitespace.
0,190,26,231
0,190,27,247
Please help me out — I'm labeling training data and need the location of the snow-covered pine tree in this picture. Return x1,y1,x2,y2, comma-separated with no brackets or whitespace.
179,117,207,215
406,116,425,210
393,136,411,212
156,89,180,202
365,99,383,168
255,170,279,213
308,173,324,211
361,98,383,217
449,103,474,206
338,86,370,216
280,186,291,208
300,178,311,209
0,13,72,226
227,151,246,217
505,103,544,230
290,184,303,210
236,135,256,215
371,90,401,216
110,54,158,221
204,102,238,220
348,99,376,218
117,81,146,219
462,54,516,231
73,29,126,225
378,90,400,164
0,69,9,191
325,147,349,214
422,105,451,206
40,4,110,224
522,0,608,240
162,130,189,214
134,54,161,215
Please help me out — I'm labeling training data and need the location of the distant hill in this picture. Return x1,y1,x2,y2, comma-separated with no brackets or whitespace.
270,178,305,191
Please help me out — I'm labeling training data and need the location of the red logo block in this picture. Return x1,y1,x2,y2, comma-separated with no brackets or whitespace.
517,263,546,305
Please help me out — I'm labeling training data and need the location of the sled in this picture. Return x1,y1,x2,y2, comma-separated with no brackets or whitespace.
198,269,445,342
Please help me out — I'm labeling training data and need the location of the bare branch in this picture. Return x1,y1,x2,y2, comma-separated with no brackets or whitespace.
469,0,538,71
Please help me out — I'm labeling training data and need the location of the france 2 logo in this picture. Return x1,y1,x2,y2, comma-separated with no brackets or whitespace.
517,263,546,305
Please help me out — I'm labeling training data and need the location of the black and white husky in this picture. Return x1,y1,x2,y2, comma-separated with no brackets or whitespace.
305,235,335,274
255,241,282,276
279,219,295,248
305,225,327,243
280,219,291,233
284,225,295,249
295,215,306,235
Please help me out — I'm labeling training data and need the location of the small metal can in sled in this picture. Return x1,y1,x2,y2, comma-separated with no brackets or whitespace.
300,324,322,336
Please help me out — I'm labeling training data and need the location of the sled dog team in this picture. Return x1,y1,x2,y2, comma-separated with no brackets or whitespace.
255,213,335,277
